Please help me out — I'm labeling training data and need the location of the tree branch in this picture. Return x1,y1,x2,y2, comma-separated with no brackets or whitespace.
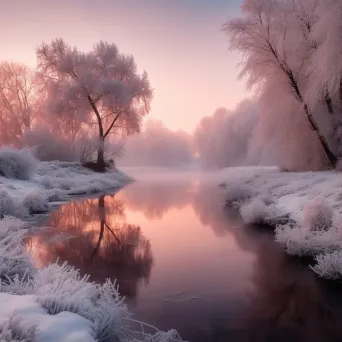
86,95,104,137
103,113,121,138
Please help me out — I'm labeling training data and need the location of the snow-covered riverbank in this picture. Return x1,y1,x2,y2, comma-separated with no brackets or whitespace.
0,148,183,342
0,148,133,219
221,167,342,280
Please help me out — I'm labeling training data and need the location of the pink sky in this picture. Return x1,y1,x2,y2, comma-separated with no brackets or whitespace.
0,0,248,132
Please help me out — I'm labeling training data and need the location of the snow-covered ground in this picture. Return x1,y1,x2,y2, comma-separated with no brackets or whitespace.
221,166,342,280
0,156,132,219
0,148,184,342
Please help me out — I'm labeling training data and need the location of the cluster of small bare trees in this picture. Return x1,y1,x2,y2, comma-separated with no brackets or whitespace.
0,39,152,170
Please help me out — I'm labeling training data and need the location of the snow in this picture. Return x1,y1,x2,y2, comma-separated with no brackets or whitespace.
221,167,342,280
0,294,95,342
0,159,132,220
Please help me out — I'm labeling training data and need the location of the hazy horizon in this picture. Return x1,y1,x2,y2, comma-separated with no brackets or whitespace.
0,0,248,133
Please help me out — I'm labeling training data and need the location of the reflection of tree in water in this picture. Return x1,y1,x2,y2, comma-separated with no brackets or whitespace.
231,221,342,342
119,180,192,220
29,195,153,299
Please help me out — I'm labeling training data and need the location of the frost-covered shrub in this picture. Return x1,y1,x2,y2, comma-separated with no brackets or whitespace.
23,128,76,162
0,217,34,284
275,224,310,256
0,190,28,218
302,196,333,232
91,279,129,341
0,147,36,180
275,223,342,256
23,192,49,214
240,198,269,224
34,262,97,315
225,183,254,207
311,251,342,279
34,264,130,342
239,195,286,225
0,314,37,342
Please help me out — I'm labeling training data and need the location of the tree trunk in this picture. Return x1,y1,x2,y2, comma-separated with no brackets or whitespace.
303,104,338,168
287,71,338,168
96,137,105,171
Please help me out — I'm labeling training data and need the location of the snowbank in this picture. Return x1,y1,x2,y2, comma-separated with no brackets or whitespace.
221,167,342,280
0,218,183,341
0,148,133,220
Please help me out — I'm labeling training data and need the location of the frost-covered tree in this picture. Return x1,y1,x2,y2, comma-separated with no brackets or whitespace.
193,100,259,169
37,39,152,170
307,0,342,106
306,0,342,149
250,77,329,170
0,62,40,145
193,107,229,169
193,95,327,170
223,0,338,167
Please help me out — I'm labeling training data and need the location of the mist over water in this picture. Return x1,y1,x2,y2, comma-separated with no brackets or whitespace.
118,120,193,168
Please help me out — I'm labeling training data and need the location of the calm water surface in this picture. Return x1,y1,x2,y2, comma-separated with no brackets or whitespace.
27,168,342,342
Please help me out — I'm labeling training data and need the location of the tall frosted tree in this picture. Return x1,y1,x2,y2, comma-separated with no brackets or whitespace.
37,39,152,170
0,62,40,145
306,0,342,150
223,0,338,167
307,0,342,105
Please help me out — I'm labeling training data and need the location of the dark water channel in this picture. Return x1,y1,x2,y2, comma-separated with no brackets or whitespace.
27,168,342,342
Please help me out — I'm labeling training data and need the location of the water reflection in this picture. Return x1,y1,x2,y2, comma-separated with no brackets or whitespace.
120,176,231,237
28,170,342,341
28,194,153,298
232,221,342,342
119,179,193,220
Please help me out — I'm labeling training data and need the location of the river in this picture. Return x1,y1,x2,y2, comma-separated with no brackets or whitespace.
26,168,342,342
